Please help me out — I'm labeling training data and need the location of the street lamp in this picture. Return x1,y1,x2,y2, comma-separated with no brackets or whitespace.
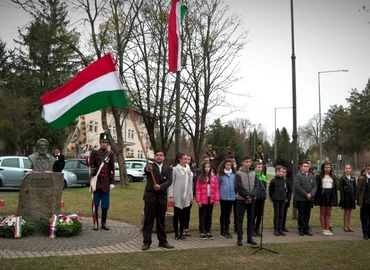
318,69,348,168
274,107,293,160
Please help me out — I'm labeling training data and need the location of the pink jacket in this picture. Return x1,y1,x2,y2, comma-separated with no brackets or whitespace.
196,174,220,205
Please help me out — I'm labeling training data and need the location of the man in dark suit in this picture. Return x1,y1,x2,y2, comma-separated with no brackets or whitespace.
142,150,174,251
53,146,65,172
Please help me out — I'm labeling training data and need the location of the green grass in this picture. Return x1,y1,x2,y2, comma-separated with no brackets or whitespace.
0,177,367,269
0,178,362,230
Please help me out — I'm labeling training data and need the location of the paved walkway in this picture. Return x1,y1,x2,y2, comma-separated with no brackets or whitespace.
0,217,365,259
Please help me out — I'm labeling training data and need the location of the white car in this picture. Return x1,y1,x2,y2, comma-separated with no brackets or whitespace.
115,162,146,183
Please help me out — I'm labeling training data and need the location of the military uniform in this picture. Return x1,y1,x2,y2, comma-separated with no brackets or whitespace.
90,133,115,230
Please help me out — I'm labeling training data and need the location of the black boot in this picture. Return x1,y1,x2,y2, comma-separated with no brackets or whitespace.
101,209,110,230
93,208,99,231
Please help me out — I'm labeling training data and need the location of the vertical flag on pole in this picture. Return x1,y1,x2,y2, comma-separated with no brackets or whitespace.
65,115,87,154
168,0,188,72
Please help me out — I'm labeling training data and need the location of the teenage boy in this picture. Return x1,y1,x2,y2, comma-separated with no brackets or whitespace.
293,160,317,236
269,165,287,236
253,161,267,237
142,150,174,250
235,156,259,246
357,164,370,240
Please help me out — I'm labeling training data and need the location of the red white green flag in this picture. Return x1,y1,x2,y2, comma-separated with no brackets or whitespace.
41,53,130,129
168,0,187,72
65,115,87,153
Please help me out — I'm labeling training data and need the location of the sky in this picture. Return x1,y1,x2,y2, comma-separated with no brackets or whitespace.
1,0,370,143
222,0,370,142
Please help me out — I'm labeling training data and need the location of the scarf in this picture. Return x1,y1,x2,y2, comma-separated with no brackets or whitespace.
224,168,232,176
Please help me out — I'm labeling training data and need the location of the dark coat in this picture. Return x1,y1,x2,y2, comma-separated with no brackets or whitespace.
53,153,65,172
357,175,370,208
293,171,317,202
90,149,115,193
143,163,173,204
314,174,338,206
269,176,287,201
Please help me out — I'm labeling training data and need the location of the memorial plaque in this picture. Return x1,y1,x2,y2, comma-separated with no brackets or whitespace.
30,178,53,188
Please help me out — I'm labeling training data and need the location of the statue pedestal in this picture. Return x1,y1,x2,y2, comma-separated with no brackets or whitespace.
141,212,174,232
17,172,64,226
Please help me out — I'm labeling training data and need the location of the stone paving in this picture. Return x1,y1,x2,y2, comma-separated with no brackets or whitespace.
0,217,366,259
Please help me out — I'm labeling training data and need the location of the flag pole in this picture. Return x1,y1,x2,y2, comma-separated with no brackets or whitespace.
128,107,157,185
175,70,180,153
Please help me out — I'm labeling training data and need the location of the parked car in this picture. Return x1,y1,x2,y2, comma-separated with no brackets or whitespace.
115,163,145,183
0,156,78,189
63,159,90,186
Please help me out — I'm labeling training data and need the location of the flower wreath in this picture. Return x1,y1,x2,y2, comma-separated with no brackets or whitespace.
40,213,82,238
0,215,35,238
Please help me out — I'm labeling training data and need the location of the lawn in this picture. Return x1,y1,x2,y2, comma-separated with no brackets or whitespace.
0,178,368,270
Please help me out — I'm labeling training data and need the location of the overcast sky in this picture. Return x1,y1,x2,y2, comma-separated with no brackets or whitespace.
222,0,370,142
1,0,370,143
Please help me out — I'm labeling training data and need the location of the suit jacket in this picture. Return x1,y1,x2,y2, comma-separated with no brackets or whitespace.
143,163,173,204
53,154,65,172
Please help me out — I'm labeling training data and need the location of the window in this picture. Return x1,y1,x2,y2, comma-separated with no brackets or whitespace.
23,158,32,169
94,122,98,132
89,121,94,132
64,160,78,169
1,158,20,168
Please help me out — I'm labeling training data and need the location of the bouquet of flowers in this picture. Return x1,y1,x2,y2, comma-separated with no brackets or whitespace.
0,215,35,238
40,213,82,238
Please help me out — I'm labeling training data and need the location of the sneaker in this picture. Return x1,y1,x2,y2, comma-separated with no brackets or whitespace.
329,226,333,232
273,230,280,236
278,230,286,236
326,230,333,236
322,230,329,236
207,234,214,240
237,240,243,246
219,232,227,238
200,234,207,240
247,238,257,245
225,232,233,239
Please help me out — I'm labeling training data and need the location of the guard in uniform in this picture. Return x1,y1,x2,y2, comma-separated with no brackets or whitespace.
206,144,217,160
90,133,115,230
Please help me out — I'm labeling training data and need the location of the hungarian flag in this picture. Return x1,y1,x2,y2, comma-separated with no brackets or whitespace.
65,115,87,153
168,0,187,72
41,53,130,129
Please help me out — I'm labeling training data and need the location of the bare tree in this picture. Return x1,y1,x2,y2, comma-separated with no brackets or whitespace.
123,0,175,156
181,0,248,164
298,114,320,153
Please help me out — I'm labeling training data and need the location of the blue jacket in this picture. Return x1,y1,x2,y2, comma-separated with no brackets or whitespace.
217,173,236,201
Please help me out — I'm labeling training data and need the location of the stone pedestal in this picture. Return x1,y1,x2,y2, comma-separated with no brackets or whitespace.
141,212,174,232
17,172,64,225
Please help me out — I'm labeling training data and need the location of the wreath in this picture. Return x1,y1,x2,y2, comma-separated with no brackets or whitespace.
0,215,35,238
40,213,82,238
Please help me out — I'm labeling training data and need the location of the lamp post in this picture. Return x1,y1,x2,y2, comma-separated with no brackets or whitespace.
318,69,348,168
274,107,293,160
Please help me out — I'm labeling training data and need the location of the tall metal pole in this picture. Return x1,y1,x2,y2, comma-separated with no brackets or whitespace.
254,128,256,158
274,107,293,160
290,0,298,219
175,71,181,153
318,69,348,168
